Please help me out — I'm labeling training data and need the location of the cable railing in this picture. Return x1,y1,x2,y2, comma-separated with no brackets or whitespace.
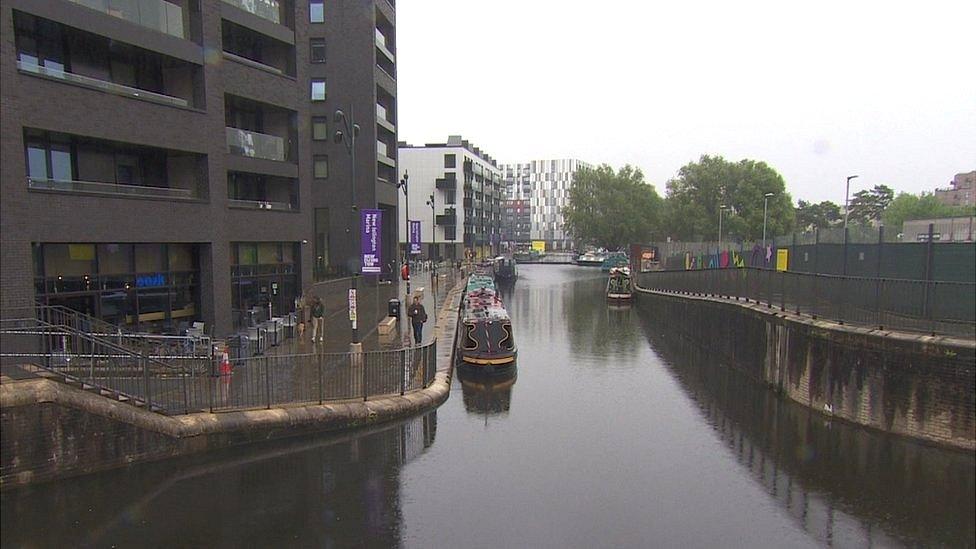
636,268,976,339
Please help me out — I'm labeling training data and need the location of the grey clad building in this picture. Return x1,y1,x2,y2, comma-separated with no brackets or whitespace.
0,0,398,336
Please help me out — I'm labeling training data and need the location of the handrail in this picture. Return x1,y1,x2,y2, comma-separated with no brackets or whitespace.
28,176,194,198
17,60,189,107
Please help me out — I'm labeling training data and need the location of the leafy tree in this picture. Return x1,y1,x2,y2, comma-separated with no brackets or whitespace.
882,192,975,233
795,200,842,231
846,185,894,225
664,155,795,241
563,164,663,249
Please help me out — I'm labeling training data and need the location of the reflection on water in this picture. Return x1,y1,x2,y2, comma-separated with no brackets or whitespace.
0,412,437,548
457,364,518,418
636,306,976,548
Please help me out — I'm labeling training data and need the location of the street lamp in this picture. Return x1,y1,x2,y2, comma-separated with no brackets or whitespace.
397,171,410,296
718,204,729,250
762,192,775,248
844,174,859,229
334,107,362,350
426,192,437,311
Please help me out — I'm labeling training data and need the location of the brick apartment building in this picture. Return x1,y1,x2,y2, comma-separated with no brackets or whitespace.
0,0,398,336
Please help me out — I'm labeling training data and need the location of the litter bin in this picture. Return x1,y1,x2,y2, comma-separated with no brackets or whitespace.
388,298,401,318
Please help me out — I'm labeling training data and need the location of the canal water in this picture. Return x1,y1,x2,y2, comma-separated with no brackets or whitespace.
2,265,973,548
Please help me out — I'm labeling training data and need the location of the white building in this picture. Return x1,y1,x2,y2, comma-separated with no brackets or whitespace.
500,159,592,251
398,136,503,260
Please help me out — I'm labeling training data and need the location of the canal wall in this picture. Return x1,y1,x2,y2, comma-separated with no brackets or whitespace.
0,280,465,489
634,286,976,451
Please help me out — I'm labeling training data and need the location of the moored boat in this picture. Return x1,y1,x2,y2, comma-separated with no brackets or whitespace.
606,267,633,302
575,250,606,266
459,271,517,367
600,252,629,272
492,256,518,282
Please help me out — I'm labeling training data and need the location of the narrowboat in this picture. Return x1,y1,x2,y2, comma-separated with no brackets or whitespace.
458,272,517,367
492,256,518,282
575,250,606,266
606,267,634,302
600,252,629,272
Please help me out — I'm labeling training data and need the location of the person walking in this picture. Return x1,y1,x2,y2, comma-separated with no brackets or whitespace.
310,296,325,343
407,295,428,345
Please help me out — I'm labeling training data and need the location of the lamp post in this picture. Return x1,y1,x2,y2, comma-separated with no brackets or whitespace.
718,204,728,250
844,174,859,229
762,192,775,248
334,107,361,351
426,192,437,311
397,171,410,297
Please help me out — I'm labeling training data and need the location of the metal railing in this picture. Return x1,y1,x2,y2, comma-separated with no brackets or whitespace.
226,127,286,162
636,268,976,339
68,0,184,37
28,177,194,199
220,0,280,24
18,60,190,107
1,315,438,415
227,198,295,211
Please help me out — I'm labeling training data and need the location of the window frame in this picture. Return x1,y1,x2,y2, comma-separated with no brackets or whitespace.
313,155,329,179
309,0,324,23
309,38,326,63
311,117,328,141
310,78,326,101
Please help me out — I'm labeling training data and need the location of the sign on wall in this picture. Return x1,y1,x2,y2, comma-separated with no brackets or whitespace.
531,240,546,252
409,220,422,255
361,209,382,274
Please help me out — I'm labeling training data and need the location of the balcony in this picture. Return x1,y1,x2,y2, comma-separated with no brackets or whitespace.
375,28,395,63
67,0,185,38
376,103,395,133
28,177,195,199
436,176,456,190
377,140,395,167
226,127,285,161
221,0,280,24
18,60,191,108
228,198,294,211
436,211,457,226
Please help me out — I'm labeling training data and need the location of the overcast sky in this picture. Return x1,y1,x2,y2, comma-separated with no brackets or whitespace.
396,0,976,204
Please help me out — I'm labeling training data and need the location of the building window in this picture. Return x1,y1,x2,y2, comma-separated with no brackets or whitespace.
313,155,329,178
309,0,324,23
24,130,73,182
444,226,456,240
310,39,326,63
311,79,326,101
444,190,456,205
312,117,328,140
444,154,456,168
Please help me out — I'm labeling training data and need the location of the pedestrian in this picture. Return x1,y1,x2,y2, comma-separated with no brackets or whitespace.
407,295,427,345
310,296,325,342
295,294,307,339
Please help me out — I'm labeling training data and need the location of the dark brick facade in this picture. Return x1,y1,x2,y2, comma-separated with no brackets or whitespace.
0,0,397,336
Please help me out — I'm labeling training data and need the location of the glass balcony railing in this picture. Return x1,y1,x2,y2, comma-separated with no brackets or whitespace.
226,127,286,161
17,60,189,108
228,198,294,210
377,140,388,157
67,0,185,38
376,103,388,122
221,0,280,24
28,177,195,199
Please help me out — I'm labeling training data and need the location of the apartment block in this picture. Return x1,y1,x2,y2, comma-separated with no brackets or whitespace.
0,0,397,336
935,171,976,208
500,159,591,251
397,136,502,260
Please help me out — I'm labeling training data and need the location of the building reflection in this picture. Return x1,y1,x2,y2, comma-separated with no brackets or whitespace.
0,412,438,548
636,308,976,548
457,364,517,417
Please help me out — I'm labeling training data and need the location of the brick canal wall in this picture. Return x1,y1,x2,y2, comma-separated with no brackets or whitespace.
0,279,465,489
635,287,976,451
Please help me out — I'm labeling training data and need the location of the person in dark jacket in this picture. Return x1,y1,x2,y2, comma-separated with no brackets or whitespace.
407,295,427,345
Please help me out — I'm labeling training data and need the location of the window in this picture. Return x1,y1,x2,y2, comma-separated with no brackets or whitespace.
24,130,73,181
309,0,324,22
313,155,329,178
312,117,328,140
311,79,326,101
444,154,456,168
444,190,456,205
310,39,326,63
444,225,456,240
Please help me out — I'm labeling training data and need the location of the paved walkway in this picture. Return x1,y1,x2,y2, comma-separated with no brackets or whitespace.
268,267,463,356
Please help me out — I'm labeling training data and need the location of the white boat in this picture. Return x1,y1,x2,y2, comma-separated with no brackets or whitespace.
576,251,606,266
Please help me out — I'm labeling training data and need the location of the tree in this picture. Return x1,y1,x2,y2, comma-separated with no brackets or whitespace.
562,164,664,249
882,192,975,233
663,155,795,241
795,200,842,231
846,185,894,226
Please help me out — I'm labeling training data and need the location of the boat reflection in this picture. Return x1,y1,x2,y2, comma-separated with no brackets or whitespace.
457,363,517,417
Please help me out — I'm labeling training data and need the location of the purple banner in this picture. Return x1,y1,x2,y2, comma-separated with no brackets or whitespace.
361,209,382,274
409,220,422,255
